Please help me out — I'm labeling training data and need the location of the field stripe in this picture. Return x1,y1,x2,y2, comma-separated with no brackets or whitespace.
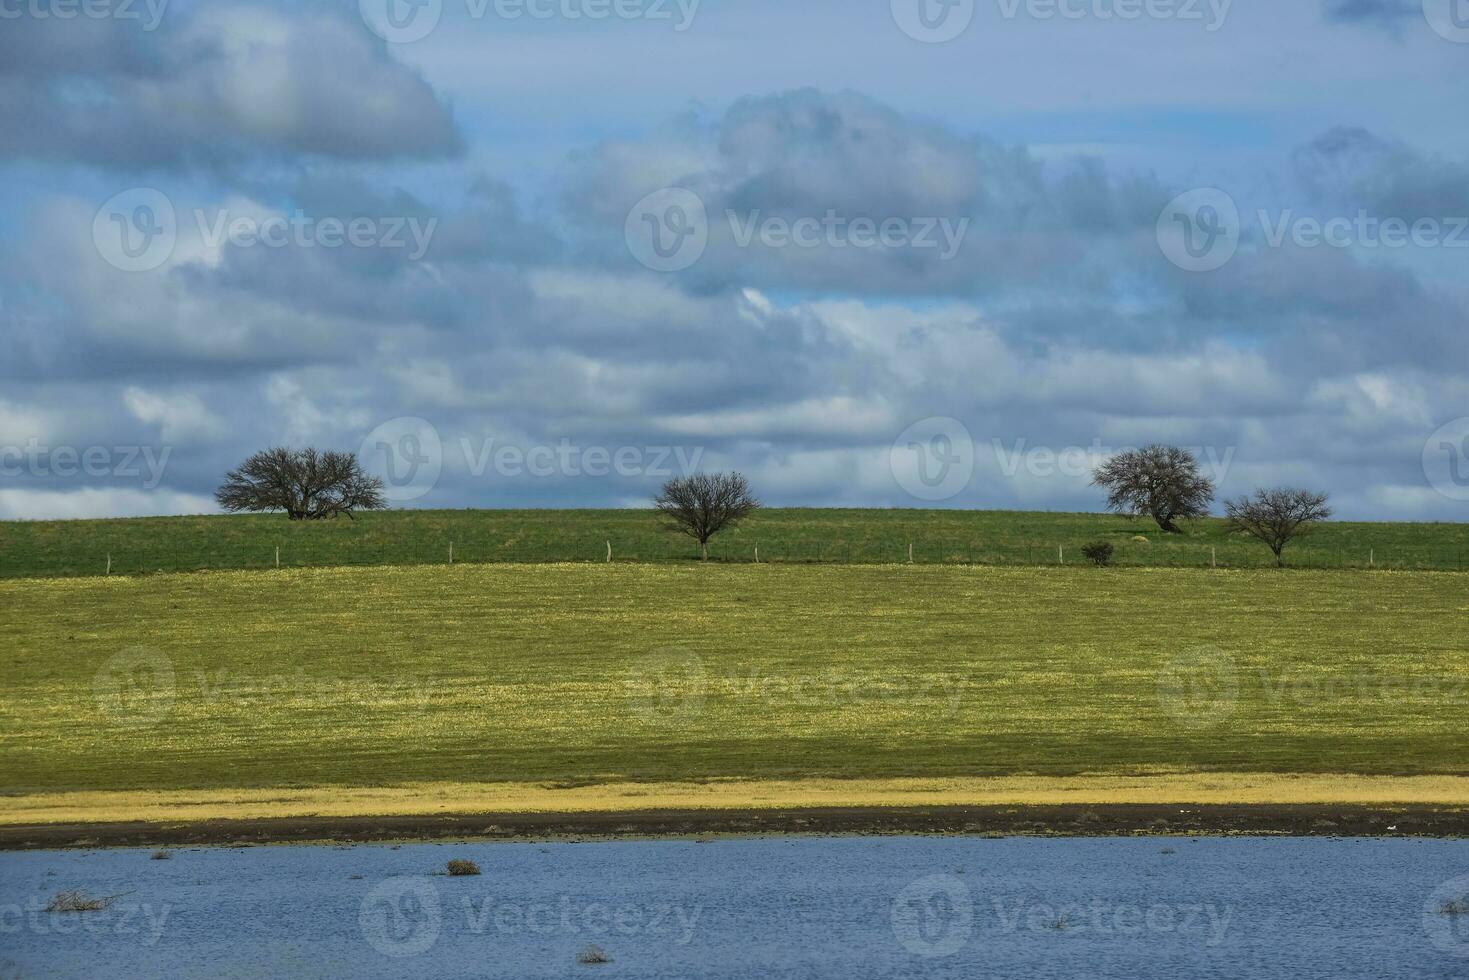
6,774,1469,826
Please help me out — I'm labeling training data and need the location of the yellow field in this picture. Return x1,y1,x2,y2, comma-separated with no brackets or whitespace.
7,775,1469,827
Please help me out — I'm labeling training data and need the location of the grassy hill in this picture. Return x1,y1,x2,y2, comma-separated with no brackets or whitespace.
3,563,1466,795
1,508,1466,579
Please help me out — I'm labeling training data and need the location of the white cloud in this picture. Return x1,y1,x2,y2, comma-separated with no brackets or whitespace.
0,401,58,447
0,488,215,521
124,388,226,443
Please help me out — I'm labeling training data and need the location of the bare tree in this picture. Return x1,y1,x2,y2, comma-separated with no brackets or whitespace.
1092,444,1215,533
654,472,760,560
216,448,386,520
1224,488,1332,567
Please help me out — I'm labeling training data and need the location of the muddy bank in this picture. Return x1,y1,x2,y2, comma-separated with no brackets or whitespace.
5,803,1469,849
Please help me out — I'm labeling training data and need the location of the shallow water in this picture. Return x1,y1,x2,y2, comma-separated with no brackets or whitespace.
1,836,1467,978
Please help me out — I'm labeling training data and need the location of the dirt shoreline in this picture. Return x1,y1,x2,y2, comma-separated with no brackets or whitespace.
5,803,1469,849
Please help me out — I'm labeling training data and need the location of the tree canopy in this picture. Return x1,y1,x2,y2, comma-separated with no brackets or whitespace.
1093,445,1215,533
1225,487,1332,566
654,472,760,560
216,448,386,521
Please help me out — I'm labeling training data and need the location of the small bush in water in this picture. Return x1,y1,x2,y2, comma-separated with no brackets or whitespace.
46,891,117,913
577,945,612,965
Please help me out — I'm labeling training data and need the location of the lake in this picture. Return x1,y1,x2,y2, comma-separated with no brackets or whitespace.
2,836,1467,978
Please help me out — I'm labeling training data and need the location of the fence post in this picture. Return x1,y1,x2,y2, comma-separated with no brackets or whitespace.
754,544,760,564
606,540,612,563
449,541,454,565
275,545,280,569
106,552,111,576
1370,548,1374,568
1059,545,1064,565
908,541,914,564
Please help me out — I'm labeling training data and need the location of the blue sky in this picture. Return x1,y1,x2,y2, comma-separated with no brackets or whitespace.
2,0,1468,519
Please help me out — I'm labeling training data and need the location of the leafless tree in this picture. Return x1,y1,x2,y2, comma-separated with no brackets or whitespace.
1225,488,1332,567
1092,444,1215,533
654,472,760,560
216,448,386,520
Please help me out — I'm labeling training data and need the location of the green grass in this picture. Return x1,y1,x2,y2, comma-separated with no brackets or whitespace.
1,508,1467,579
2,563,1465,794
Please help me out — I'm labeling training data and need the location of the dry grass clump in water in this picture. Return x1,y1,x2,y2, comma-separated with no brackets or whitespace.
577,945,611,965
46,891,120,913
446,859,481,876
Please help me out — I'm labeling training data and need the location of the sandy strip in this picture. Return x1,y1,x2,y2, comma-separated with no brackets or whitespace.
5,774,1469,826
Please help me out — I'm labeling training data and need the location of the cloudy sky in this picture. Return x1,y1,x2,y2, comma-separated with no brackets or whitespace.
3,0,1468,520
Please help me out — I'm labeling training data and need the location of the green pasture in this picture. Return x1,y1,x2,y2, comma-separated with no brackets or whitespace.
1,508,1467,578
2,563,1465,794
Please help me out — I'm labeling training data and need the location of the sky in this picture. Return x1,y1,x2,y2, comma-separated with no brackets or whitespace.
2,0,1468,520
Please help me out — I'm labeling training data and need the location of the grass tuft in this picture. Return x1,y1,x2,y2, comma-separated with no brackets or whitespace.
577,945,612,964
46,891,119,913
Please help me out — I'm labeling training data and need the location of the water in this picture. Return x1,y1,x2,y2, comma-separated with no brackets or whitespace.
2,836,1467,978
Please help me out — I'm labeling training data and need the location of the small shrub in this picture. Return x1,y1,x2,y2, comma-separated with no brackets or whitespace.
1080,542,1114,567
150,850,172,860
1443,897,1469,916
446,859,481,877
46,891,117,913
577,945,612,965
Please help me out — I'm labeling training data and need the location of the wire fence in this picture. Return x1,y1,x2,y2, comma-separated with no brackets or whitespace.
11,535,1468,579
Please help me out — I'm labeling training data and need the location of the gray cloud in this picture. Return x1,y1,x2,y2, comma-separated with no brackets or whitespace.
564,89,1171,299
1293,126,1469,219
0,2,461,170
1321,0,1421,26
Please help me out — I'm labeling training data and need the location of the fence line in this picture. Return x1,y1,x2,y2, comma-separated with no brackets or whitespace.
12,537,1467,579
